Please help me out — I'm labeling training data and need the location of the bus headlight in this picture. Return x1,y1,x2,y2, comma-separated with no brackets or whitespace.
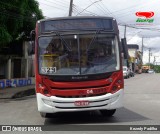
42,99,53,107
38,84,50,96
111,80,122,93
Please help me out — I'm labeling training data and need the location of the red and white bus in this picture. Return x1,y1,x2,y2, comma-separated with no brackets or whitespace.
32,16,124,118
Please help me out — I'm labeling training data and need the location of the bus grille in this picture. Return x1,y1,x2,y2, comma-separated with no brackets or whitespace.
50,84,110,98
55,93,107,98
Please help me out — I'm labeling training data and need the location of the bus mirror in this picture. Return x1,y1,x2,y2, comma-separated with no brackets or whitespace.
121,38,128,59
30,30,35,40
28,41,35,55
28,30,35,55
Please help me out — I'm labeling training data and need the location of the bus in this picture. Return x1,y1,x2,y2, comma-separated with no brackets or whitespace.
32,16,124,118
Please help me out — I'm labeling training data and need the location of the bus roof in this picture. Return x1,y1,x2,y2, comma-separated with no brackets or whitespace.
38,16,115,23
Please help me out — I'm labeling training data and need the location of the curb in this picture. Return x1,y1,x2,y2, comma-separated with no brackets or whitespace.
11,88,35,99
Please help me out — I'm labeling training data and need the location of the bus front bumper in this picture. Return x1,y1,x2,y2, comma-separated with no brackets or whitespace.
36,89,124,113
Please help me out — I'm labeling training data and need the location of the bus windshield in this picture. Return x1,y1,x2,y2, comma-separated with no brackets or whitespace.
38,33,120,76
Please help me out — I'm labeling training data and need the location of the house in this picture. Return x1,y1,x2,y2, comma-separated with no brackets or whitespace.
0,41,35,88
127,44,142,73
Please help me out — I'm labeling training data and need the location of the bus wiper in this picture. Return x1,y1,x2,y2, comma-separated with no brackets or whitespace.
87,30,101,51
50,31,72,52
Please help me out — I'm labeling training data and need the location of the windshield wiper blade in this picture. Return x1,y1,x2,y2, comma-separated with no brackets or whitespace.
87,30,101,51
50,31,72,52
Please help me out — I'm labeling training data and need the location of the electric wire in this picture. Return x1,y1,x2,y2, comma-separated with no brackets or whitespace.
45,0,69,8
38,1,67,11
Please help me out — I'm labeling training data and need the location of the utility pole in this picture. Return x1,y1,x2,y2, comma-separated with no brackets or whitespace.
153,56,158,71
148,48,151,68
154,56,156,64
69,0,73,16
141,37,144,62
124,25,127,38
154,56,159,65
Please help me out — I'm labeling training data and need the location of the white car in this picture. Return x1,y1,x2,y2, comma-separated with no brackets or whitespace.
123,66,130,78
148,69,155,74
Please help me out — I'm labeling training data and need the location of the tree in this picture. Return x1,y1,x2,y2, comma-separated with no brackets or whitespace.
145,63,160,73
0,0,43,46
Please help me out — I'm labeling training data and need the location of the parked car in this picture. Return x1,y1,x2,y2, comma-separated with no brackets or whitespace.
148,69,155,74
129,70,135,77
123,66,130,79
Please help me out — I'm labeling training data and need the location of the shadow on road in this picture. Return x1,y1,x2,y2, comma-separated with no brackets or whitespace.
44,107,148,125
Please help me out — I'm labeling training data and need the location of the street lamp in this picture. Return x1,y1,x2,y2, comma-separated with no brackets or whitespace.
76,0,102,16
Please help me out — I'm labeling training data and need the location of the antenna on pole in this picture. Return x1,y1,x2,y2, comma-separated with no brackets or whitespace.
69,0,73,16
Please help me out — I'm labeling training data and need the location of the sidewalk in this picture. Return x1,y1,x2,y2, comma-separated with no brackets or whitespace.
0,85,35,99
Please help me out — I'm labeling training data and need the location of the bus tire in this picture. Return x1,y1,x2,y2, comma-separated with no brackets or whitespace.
100,109,116,117
40,112,53,118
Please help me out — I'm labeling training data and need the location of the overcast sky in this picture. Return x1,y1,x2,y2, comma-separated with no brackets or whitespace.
36,0,160,64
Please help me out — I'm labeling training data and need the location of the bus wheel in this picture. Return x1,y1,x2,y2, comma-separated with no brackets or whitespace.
100,109,116,117
40,112,53,118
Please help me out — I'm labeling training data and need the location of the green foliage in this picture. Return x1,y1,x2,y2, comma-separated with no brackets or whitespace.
144,63,160,73
0,0,43,46
153,65,160,73
0,27,12,45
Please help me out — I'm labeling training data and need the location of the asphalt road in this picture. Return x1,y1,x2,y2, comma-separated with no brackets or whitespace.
0,73,160,133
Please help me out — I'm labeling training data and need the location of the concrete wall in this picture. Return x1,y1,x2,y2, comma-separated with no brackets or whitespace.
0,77,35,89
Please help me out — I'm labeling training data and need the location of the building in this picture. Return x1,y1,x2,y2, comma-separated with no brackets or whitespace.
0,41,35,88
127,44,142,73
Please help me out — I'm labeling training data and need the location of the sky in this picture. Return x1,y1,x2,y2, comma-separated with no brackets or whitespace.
36,0,160,64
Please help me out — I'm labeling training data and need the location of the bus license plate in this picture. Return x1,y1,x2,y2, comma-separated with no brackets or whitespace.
74,101,89,107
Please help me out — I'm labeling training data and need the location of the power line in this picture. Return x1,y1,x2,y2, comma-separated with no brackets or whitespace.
87,0,127,25
0,5,43,22
46,0,69,5
76,0,102,16
38,1,66,11
45,0,69,8
107,0,157,19
89,0,110,16
0,11,36,22
0,1,35,15
127,31,142,42
110,1,147,14
72,6,79,13
73,2,160,32
73,4,99,16
119,24,160,31
97,1,127,25
73,4,160,32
